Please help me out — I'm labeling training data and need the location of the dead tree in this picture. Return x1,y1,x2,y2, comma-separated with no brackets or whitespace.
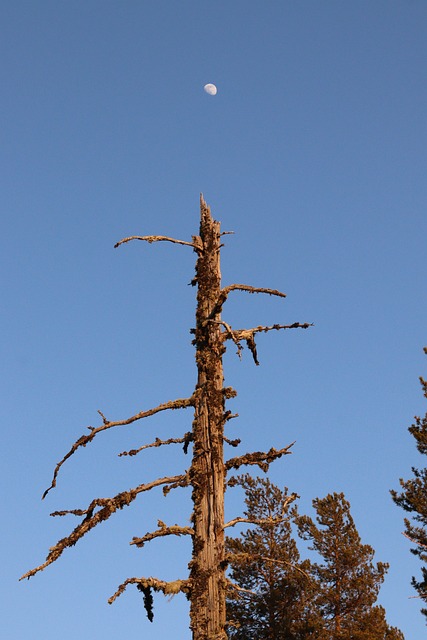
21,195,311,640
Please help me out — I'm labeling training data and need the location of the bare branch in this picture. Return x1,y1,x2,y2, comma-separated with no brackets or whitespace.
20,474,188,581
118,433,193,457
131,520,194,548
209,284,287,319
219,322,313,365
42,396,194,499
210,320,312,365
225,444,295,475
108,576,191,605
228,551,310,579
235,322,313,339
163,475,190,496
224,502,296,530
114,235,202,252
226,579,256,596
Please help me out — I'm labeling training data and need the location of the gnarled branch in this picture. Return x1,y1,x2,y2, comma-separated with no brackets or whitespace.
108,576,191,604
225,444,295,475
114,234,202,252
221,322,313,365
42,396,194,499
20,474,188,581
131,520,194,548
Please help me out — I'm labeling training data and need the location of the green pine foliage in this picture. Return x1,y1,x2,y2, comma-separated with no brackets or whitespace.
227,479,403,639
391,347,427,620
226,475,319,639
295,493,403,640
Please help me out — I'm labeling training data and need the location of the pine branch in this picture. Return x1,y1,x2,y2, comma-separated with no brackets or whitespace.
20,474,188,581
131,520,194,548
118,433,193,457
225,444,295,474
403,530,427,550
114,235,202,252
42,396,194,498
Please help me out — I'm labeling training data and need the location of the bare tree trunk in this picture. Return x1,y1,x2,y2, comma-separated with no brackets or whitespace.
189,198,227,639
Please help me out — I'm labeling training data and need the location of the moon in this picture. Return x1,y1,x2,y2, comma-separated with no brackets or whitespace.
204,83,217,96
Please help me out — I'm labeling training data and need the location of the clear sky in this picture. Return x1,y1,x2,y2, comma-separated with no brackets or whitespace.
2,1,426,638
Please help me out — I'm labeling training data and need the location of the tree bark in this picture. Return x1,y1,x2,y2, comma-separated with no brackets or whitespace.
189,196,228,640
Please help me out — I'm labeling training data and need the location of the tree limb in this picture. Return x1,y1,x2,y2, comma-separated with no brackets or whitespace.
108,576,191,604
225,444,295,475
226,579,256,596
209,284,287,319
42,396,194,499
108,576,191,622
114,234,202,252
131,520,194,548
20,474,188,581
224,504,296,530
403,530,427,550
221,322,313,365
118,433,193,457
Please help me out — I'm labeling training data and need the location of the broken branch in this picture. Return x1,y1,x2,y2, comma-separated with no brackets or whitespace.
225,444,295,475
219,322,313,365
131,520,194,548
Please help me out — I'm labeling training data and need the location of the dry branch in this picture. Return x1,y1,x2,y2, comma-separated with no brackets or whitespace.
114,234,202,252
225,444,295,475
223,504,297,530
226,579,256,596
209,283,287,319
131,520,194,548
42,396,194,498
228,551,310,579
108,575,191,603
118,433,193,457
108,576,191,622
222,322,313,365
20,474,188,581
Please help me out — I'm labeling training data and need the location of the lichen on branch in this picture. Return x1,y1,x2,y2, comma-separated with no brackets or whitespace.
20,474,188,581
225,444,295,474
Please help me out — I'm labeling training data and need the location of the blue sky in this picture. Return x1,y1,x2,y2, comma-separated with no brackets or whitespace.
2,1,426,637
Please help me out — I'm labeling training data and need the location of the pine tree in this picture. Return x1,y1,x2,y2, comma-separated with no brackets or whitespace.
391,346,427,621
226,475,318,640
295,493,404,640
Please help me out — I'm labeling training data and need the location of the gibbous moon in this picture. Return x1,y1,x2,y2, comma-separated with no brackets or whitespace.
204,83,217,96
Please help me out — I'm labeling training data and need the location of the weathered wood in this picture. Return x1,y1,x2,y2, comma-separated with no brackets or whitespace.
189,196,228,640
